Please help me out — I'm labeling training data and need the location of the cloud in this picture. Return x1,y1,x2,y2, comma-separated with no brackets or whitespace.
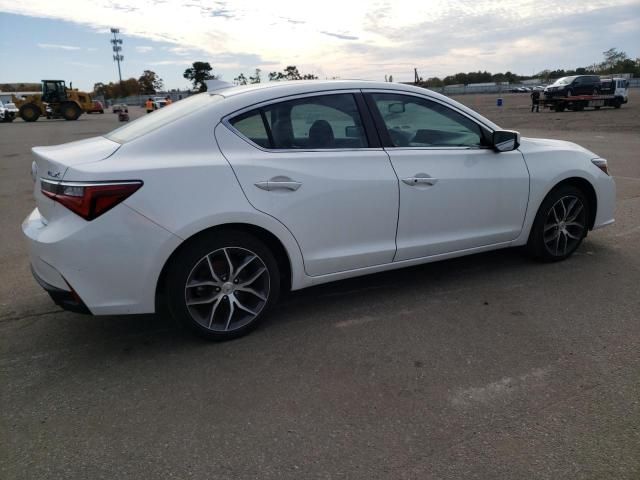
5,0,639,81
149,59,193,66
37,43,81,50
135,45,154,53
320,31,358,41
65,61,101,68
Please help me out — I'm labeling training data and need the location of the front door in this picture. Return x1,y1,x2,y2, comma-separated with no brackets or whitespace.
365,91,530,261
216,92,399,276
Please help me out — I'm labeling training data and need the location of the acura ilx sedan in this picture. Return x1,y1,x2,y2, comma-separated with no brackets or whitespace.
23,81,615,340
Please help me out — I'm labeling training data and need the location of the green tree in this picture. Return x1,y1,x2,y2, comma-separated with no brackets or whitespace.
183,62,216,92
249,68,261,83
92,82,107,97
601,48,628,73
268,66,317,81
138,70,164,94
234,73,248,85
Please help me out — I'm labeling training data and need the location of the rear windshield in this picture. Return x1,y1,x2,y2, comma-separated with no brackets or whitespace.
105,93,223,143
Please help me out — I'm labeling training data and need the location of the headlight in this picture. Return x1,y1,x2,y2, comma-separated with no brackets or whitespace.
591,158,609,175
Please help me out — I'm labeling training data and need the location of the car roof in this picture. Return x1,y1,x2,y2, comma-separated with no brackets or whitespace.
210,80,501,131
217,80,433,98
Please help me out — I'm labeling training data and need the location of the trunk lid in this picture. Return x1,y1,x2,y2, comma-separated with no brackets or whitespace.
32,136,121,221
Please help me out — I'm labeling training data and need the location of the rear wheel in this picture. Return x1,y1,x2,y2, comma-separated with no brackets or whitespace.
61,102,82,120
19,103,41,122
527,185,589,262
165,230,280,340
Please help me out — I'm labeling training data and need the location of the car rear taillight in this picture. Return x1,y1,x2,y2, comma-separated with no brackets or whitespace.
41,179,142,220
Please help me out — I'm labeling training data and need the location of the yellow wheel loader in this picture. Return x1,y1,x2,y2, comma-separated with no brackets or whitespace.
12,80,92,122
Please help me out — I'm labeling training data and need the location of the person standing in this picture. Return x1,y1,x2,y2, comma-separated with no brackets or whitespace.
165,96,173,105
145,97,154,114
530,89,540,112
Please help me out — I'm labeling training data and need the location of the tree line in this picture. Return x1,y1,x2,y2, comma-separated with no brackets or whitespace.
93,70,165,99
417,48,639,87
182,62,318,91
88,47,638,98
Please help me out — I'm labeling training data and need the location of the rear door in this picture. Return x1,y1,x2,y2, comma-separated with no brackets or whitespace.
215,91,399,276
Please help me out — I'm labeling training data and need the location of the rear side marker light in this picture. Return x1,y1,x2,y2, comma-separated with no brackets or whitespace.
591,159,609,176
41,179,142,221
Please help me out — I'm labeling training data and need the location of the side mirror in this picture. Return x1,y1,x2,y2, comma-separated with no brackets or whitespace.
492,130,520,152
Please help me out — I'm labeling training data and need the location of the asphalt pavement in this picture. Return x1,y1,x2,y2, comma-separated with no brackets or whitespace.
1,96,639,479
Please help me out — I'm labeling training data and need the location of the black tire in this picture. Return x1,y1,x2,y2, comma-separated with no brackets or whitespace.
614,99,622,109
556,104,565,112
61,102,82,121
527,185,590,262
19,103,41,122
164,230,281,341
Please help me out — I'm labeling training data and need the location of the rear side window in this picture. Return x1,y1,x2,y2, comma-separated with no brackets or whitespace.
229,93,369,149
229,111,271,148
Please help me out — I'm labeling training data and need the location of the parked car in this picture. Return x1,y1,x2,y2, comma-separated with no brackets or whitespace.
0,100,18,122
112,103,128,113
532,86,546,92
23,81,615,340
544,75,601,97
87,100,104,114
153,99,167,109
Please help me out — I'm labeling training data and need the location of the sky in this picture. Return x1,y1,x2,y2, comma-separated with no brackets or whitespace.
0,0,639,91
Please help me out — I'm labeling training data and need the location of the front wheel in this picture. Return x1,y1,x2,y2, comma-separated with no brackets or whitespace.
527,185,589,262
165,230,280,340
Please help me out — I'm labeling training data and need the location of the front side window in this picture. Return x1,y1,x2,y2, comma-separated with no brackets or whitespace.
229,93,368,149
370,93,484,148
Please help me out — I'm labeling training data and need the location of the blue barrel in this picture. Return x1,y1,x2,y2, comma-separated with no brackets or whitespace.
497,98,503,107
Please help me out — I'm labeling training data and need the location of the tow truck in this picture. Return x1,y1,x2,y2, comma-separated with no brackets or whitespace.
542,77,629,112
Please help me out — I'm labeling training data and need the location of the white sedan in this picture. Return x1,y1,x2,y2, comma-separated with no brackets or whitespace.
23,81,615,340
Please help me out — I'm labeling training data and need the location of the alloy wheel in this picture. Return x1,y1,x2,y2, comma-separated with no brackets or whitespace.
184,247,270,332
543,195,586,256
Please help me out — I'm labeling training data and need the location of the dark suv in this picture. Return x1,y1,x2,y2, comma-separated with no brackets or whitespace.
544,75,601,97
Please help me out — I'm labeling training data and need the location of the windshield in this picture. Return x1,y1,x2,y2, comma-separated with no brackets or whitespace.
553,76,575,86
105,93,223,143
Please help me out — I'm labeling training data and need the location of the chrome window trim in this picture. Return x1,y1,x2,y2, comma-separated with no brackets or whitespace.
222,90,384,153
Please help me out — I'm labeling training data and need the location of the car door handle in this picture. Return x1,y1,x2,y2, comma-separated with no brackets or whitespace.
255,178,302,191
402,175,438,186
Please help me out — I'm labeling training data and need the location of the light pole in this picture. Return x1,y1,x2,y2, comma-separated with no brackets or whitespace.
110,28,124,96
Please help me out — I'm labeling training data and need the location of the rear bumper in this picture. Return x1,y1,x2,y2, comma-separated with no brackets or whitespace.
22,205,182,315
30,265,90,314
